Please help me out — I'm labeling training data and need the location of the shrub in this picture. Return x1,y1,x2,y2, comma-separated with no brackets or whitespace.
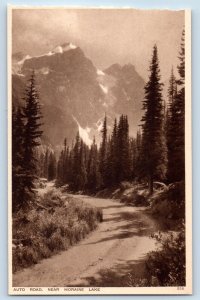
41,189,64,207
120,190,149,207
13,246,39,272
46,230,65,252
121,224,185,287
149,181,185,220
146,225,185,286
12,194,102,272
124,273,159,287
120,181,133,191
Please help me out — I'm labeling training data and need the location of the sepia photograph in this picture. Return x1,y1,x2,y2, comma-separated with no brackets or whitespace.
8,7,192,295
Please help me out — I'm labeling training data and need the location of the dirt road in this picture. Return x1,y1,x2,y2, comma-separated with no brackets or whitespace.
13,194,158,287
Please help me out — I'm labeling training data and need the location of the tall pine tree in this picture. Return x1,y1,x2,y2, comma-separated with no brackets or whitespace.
22,71,43,207
87,137,100,191
12,107,25,211
48,152,57,181
116,115,131,182
99,115,107,187
166,67,177,182
141,45,167,194
167,30,185,183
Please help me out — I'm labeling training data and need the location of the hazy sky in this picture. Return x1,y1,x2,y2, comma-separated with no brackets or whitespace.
12,8,184,81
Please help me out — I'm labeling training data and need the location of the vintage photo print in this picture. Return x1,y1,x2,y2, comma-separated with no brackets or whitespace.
8,6,192,295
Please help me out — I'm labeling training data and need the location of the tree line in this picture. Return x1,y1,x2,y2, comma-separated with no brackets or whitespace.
12,30,185,211
56,115,135,191
56,30,185,194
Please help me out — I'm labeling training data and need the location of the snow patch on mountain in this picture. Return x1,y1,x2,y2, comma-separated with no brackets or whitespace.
17,55,32,65
53,46,63,54
17,43,78,64
62,42,77,51
52,43,77,54
99,83,108,94
97,69,105,76
46,51,54,56
72,116,92,146
35,67,50,75
16,73,25,77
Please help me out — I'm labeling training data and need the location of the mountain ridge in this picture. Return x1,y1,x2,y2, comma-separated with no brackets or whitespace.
12,42,145,147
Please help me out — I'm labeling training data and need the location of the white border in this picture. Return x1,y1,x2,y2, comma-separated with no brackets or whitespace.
7,6,192,295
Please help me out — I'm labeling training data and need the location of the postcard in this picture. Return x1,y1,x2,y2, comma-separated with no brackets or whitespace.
8,6,192,295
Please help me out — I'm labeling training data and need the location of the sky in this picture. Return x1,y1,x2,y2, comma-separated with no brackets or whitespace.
12,8,185,81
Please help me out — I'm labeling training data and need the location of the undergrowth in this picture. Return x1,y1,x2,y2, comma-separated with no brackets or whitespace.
124,225,185,287
12,190,103,273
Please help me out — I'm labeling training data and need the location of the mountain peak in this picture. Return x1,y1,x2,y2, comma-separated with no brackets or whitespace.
104,63,122,77
122,63,136,71
12,44,145,146
52,42,77,54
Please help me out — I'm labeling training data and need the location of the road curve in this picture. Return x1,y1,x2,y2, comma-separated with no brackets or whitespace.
13,195,158,287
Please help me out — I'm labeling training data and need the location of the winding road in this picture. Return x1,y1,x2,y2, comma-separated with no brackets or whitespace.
13,194,158,287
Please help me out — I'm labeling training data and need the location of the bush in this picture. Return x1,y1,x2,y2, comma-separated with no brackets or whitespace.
120,181,133,191
146,225,185,286
120,190,149,207
149,181,185,220
121,224,185,287
46,230,65,252
41,189,64,207
12,195,103,273
124,273,159,287
13,246,39,272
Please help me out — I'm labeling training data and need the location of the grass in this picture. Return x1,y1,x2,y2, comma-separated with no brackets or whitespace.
12,189,103,273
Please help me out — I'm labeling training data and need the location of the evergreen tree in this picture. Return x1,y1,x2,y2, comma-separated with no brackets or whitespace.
135,129,143,180
22,71,43,206
12,107,25,211
104,137,113,187
48,152,57,181
141,45,167,194
87,137,100,191
99,115,107,187
66,148,73,185
71,132,81,190
167,30,185,182
109,118,118,186
130,130,143,181
166,68,178,182
168,67,177,111
44,149,49,178
57,139,68,185
77,140,87,190
116,115,131,183
57,150,64,185
12,107,24,171
38,151,45,178
165,67,177,135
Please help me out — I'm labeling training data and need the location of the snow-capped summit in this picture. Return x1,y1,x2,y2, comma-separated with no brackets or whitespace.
61,42,77,51
12,42,145,147
52,42,77,54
